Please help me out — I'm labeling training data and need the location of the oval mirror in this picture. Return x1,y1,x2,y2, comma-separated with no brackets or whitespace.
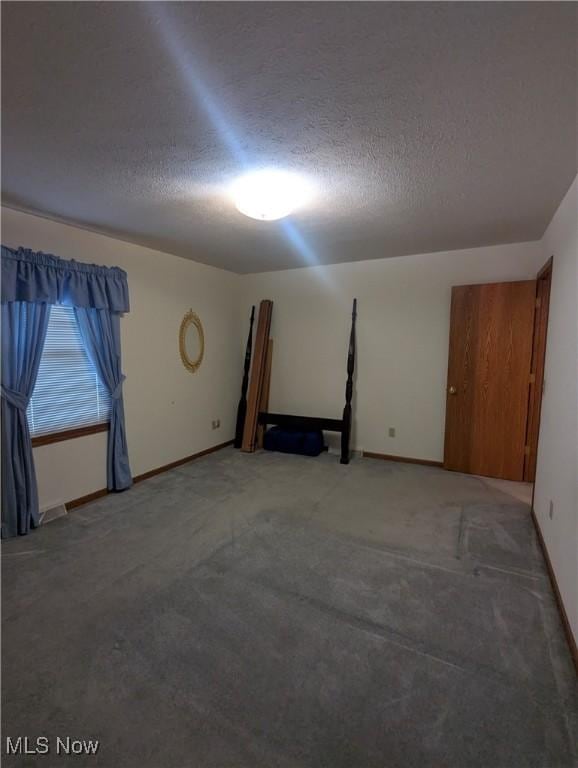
179,310,204,373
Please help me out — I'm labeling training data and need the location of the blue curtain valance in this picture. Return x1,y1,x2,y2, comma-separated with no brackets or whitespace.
1,246,130,313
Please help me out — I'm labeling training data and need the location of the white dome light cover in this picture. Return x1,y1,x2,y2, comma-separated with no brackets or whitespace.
231,169,315,221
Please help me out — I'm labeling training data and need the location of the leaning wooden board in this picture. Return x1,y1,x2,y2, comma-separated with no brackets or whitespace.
256,339,273,450
241,300,273,452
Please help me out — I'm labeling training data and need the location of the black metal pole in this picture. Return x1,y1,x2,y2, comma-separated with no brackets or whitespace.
234,305,255,448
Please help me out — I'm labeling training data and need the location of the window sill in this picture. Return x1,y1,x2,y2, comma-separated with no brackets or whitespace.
31,422,109,447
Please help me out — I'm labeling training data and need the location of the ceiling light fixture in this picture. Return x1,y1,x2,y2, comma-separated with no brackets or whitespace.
231,169,314,221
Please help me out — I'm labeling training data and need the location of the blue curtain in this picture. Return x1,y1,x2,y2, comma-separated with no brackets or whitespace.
1,302,50,537
2,246,129,312
1,245,131,537
74,308,132,491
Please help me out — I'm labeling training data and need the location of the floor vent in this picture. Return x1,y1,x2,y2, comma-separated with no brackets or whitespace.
39,502,68,525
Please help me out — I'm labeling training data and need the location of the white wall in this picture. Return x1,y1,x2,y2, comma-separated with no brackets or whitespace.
533,176,578,645
240,242,544,459
1,207,242,508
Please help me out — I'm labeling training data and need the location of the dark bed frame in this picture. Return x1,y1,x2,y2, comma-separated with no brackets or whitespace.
257,298,357,464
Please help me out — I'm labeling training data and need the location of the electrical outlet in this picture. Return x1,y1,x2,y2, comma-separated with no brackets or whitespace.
549,500,554,520
388,427,396,438
211,419,221,430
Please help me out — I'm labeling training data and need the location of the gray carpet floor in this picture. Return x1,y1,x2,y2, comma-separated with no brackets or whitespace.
3,448,577,767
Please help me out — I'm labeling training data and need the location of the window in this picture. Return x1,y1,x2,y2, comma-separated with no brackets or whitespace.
27,305,111,438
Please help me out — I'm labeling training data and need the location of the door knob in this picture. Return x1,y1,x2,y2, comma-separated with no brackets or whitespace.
448,386,457,395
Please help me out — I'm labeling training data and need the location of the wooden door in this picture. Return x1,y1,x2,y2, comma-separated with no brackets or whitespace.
443,281,536,481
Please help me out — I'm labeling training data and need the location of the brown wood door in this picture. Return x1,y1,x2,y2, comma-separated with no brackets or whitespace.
443,281,536,481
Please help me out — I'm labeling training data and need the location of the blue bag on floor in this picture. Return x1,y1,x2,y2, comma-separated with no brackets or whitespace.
263,427,326,457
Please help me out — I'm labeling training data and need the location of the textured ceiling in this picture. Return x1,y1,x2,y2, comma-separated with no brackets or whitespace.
2,2,577,273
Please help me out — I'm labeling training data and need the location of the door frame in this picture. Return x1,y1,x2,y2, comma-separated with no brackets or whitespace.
525,256,554,482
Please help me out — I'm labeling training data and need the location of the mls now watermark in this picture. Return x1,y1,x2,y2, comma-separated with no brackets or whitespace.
6,736,100,756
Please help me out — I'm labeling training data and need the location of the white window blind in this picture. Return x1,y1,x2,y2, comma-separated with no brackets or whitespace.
26,305,111,437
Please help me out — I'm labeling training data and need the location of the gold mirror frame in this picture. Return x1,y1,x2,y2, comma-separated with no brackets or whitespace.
179,309,205,373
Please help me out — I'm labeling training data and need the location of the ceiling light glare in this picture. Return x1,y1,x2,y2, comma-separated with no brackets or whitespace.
231,169,315,221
